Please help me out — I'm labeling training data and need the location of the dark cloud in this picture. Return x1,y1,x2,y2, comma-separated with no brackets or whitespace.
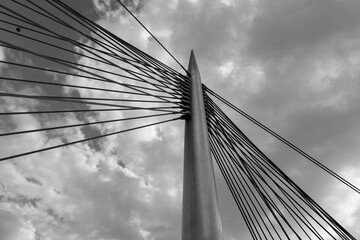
93,0,145,17
0,194,42,208
248,0,360,60
61,0,98,18
171,0,250,64
25,176,43,186
117,159,126,168
82,125,103,151
46,208,65,223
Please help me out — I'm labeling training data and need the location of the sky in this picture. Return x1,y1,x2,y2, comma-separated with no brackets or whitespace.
1,0,360,239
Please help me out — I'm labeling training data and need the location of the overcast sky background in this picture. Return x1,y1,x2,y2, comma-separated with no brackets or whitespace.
1,0,360,239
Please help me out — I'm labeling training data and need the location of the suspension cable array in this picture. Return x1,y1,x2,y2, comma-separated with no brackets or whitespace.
203,89,357,239
205,86,360,195
0,0,190,161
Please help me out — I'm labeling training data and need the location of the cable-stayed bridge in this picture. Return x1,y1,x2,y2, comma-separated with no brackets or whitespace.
0,1,359,239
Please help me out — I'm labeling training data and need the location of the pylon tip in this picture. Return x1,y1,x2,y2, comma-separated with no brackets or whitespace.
188,50,198,71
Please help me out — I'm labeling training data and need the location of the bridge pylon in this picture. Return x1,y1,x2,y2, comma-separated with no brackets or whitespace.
182,51,223,240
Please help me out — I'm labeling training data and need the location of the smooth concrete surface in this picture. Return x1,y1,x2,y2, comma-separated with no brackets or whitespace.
182,51,223,240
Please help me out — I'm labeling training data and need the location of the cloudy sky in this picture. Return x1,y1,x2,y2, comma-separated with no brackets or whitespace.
1,0,360,239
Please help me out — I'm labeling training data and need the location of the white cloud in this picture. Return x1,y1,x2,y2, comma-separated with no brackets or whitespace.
220,0,235,7
218,61,234,78
325,166,360,228
309,57,342,92
186,0,200,5
0,46,6,72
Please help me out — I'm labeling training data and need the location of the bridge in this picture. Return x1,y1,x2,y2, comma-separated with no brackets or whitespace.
0,0,359,239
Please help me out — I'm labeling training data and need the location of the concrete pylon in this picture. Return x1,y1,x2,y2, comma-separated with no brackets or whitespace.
182,51,223,240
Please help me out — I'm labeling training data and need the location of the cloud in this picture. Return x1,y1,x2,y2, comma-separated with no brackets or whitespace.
0,46,6,72
0,209,22,240
1,1,184,239
1,0,360,239
324,165,360,235
218,61,234,78
248,0,360,60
